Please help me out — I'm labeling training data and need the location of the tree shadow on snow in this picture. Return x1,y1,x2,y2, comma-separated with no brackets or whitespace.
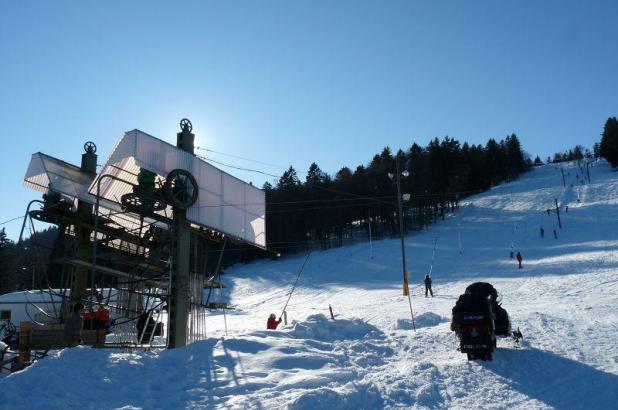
485,347,618,409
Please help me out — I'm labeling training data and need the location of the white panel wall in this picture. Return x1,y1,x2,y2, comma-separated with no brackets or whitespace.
94,130,266,248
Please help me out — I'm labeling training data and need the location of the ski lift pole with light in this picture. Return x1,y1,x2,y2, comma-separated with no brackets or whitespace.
388,160,410,296
389,157,416,330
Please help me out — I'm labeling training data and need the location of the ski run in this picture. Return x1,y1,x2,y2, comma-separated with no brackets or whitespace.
1,160,618,409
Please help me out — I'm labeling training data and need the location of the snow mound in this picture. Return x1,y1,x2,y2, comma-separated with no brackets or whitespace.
415,312,448,328
394,312,446,330
289,383,384,410
288,314,379,342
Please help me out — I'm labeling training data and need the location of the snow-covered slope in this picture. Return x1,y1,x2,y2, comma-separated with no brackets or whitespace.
2,161,618,409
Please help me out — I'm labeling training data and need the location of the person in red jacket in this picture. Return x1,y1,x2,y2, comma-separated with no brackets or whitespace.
95,304,111,332
267,313,282,330
83,308,96,330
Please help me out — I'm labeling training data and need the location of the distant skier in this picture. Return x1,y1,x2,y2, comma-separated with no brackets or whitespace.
553,229,558,239
267,313,282,330
565,205,569,213
424,274,433,297
516,252,523,269
546,208,551,215
540,227,545,238
510,250,514,259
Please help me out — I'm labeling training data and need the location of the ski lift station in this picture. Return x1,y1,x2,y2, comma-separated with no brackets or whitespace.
2,119,266,367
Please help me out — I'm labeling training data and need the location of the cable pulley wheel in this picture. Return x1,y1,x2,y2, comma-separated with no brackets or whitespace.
84,141,97,153
179,118,192,133
163,169,199,210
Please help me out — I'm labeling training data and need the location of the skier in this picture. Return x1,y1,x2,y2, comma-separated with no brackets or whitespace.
540,227,545,238
424,274,433,297
546,208,551,215
565,205,569,213
516,252,523,269
553,229,558,239
510,250,514,259
267,313,282,330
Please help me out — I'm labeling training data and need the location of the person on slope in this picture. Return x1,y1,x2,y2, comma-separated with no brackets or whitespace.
516,252,523,269
424,274,434,297
267,313,282,330
540,227,545,238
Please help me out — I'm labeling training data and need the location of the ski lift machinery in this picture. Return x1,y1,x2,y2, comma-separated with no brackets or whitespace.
20,119,266,350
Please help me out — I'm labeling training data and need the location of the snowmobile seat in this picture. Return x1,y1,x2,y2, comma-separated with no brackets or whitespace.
465,282,498,301
451,293,495,333
465,282,511,336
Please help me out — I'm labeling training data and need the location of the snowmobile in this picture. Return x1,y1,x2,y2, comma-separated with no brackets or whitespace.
450,282,513,360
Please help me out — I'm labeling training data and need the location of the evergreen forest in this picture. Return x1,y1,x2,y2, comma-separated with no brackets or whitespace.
264,134,529,254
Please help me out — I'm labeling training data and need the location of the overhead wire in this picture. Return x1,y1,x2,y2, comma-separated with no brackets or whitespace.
0,215,23,226
279,248,312,319
196,154,281,179
195,146,285,169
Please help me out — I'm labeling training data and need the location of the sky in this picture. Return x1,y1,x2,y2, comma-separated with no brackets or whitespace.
0,0,617,240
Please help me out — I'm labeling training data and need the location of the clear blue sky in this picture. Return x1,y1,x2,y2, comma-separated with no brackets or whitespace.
1,1,617,240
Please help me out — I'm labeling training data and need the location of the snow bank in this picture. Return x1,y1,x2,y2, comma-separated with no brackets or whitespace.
394,312,447,330
289,383,384,410
287,314,379,342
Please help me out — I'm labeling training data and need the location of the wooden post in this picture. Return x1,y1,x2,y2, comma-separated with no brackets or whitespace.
283,310,288,325
555,198,562,229
368,208,373,259
561,168,566,187
328,305,335,320
18,322,32,364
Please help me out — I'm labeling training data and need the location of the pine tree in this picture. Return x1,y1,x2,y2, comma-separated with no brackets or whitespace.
505,134,526,176
0,228,16,292
600,117,618,167
593,143,601,158
278,166,301,189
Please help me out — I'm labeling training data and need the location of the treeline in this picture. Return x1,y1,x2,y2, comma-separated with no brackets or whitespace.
265,134,529,254
599,116,618,167
548,145,588,164
0,227,57,293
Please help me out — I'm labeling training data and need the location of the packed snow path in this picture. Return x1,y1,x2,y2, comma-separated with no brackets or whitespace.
1,161,617,409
